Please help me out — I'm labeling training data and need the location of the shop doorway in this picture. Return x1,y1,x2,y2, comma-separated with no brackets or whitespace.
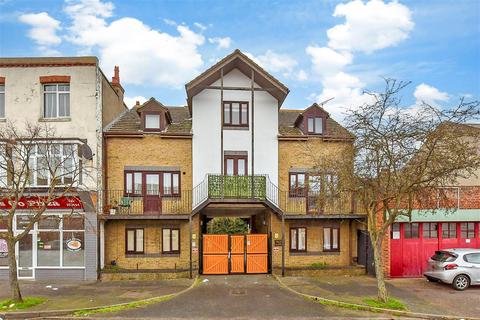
17,233,35,279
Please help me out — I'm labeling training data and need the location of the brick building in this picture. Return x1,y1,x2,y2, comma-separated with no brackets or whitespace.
100,50,367,278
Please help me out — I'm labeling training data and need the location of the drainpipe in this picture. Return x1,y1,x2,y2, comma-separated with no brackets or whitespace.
189,214,193,279
281,211,285,277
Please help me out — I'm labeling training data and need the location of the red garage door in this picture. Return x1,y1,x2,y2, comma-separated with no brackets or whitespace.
390,222,480,277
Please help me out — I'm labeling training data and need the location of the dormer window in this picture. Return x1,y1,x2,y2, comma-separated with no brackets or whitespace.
307,117,323,134
145,114,160,129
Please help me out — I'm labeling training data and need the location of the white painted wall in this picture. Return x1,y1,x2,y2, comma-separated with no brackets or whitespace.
0,65,99,190
192,68,279,188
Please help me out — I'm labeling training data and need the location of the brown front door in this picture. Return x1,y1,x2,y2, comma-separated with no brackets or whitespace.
144,173,161,214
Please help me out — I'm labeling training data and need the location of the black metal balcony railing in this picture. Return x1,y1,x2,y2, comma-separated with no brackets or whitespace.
279,190,362,215
102,190,192,215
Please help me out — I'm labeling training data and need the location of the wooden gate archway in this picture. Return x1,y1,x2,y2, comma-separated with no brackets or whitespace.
202,234,269,275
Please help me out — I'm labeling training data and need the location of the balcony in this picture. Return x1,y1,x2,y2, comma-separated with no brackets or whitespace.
279,191,363,215
207,175,267,200
102,190,192,215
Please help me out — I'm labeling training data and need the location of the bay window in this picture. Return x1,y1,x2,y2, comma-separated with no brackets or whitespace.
290,227,306,252
162,228,180,253
28,143,79,187
43,84,70,118
323,227,339,252
0,84,4,118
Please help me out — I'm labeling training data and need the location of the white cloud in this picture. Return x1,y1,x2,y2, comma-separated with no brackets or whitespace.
163,18,177,26
306,46,353,76
414,83,449,106
246,50,298,73
296,69,308,81
19,12,62,50
208,36,232,49
124,95,147,108
63,0,205,87
327,0,414,53
194,22,207,31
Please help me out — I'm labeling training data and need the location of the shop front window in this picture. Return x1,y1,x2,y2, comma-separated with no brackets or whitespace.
37,231,61,266
63,215,85,267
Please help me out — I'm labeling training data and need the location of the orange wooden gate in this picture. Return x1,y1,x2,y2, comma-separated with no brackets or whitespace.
202,234,268,275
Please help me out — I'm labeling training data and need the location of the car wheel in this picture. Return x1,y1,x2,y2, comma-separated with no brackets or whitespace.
452,274,470,291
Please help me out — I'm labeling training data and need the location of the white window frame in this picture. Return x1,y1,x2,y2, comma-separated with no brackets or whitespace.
43,83,70,118
0,143,6,188
27,143,79,187
145,114,160,129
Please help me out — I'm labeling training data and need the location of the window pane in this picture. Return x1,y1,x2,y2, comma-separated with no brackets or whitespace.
307,118,314,132
136,229,144,252
37,156,49,185
44,93,57,117
237,159,245,176
232,103,240,125
171,229,179,251
323,228,331,250
315,117,323,133
0,239,8,266
164,172,172,195
163,229,171,252
172,173,179,194
332,229,339,249
37,231,60,266
63,231,84,266
391,223,400,239
309,175,321,192
58,93,70,117
411,223,419,238
465,253,480,264
145,114,160,129
38,216,61,229
44,85,56,92
58,84,69,91
298,228,306,251
126,173,133,193
226,159,234,175
290,229,297,250
63,216,84,230
0,91,4,118
146,174,159,195
241,104,248,125
224,103,230,124
127,230,135,251
290,174,296,190
134,172,142,194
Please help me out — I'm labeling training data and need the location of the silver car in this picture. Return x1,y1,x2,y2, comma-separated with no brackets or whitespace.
424,248,480,290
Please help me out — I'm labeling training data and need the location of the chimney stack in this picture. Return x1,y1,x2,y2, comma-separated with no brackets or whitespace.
110,65,125,104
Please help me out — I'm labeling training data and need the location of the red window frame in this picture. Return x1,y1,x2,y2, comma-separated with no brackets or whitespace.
460,222,475,239
223,101,249,127
422,222,438,239
289,227,307,252
323,226,340,252
162,171,181,197
162,228,180,254
442,222,457,238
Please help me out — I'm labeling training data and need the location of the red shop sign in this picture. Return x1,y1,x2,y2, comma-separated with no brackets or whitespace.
0,196,84,210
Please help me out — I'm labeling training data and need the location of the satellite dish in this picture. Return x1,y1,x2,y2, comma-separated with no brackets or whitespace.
80,143,93,160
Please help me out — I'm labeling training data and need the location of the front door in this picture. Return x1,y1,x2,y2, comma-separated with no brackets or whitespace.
17,233,34,279
144,173,161,214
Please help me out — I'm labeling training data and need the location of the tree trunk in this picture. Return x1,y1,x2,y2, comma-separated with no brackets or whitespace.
372,236,388,303
7,239,23,302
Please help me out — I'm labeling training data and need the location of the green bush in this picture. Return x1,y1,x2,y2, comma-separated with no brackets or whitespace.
207,217,248,234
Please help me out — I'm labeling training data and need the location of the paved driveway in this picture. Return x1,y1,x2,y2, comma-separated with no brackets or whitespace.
99,275,388,319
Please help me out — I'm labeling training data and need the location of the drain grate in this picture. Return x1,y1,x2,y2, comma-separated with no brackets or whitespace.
230,288,247,296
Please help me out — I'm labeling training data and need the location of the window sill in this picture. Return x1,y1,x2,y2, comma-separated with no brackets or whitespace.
126,253,180,258
223,126,249,131
0,118,6,122
39,117,71,122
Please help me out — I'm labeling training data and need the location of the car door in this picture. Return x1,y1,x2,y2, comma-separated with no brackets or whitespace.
463,253,480,284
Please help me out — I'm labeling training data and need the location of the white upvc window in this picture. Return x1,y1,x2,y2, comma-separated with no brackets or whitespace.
0,84,5,118
0,143,6,188
27,143,79,187
43,84,70,118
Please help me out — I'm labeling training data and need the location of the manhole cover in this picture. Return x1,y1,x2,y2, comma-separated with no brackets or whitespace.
230,288,247,296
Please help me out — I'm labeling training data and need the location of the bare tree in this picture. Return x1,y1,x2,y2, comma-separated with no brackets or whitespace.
338,79,480,302
0,122,84,302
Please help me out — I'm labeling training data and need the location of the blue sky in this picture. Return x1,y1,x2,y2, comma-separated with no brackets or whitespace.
0,0,479,119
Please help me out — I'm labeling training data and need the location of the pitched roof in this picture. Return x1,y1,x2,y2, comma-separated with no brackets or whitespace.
185,49,290,110
279,109,354,140
105,105,192,136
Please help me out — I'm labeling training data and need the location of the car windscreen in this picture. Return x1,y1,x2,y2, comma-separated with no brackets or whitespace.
431,251,457,262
